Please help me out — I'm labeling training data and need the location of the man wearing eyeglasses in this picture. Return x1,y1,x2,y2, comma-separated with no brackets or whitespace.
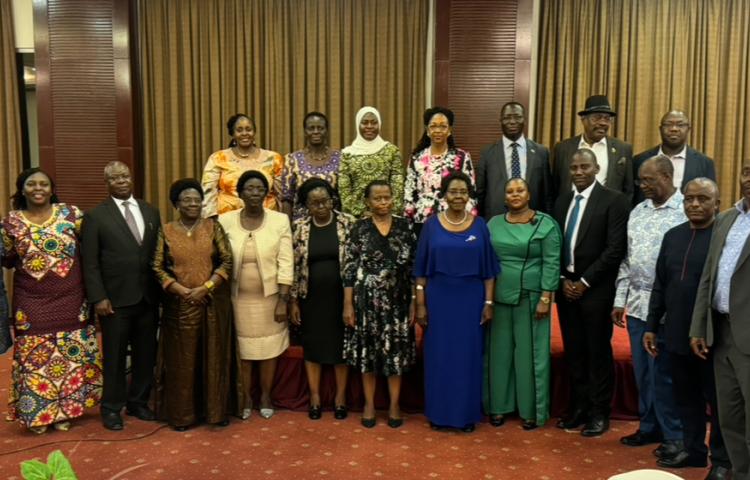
632,111,716,206
552,95,634,204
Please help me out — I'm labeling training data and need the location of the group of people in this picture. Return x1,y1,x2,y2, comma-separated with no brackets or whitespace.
0,95,747,480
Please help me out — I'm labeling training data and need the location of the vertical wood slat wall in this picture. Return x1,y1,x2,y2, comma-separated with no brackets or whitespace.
434,0,533,161
34,0,136,210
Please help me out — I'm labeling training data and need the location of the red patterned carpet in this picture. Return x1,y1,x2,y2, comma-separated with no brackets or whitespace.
0,313,704,479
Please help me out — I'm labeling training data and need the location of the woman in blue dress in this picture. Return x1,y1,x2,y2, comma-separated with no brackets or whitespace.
414,171,500,432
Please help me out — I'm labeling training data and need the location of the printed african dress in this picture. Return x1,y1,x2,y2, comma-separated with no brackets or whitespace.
1,203,103,428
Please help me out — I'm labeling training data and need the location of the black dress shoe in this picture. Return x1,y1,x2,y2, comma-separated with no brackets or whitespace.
126,405,156,421
489,415,505,427
334,405,348,420
308,405,322,420
461,424,475,433
172,425,189,432
556,409,587,430
620,430,663,446
101,411,123,431
581,416,609,437
387,417,403,429
522,420,538,431
705,465,732,480
215,419,230,427
653,441,686,459
361,417,376,428
656,450,707,468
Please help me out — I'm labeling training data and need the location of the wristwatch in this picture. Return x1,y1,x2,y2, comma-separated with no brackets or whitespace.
540,296,551,305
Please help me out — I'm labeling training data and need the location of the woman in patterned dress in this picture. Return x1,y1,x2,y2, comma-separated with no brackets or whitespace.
280,112,342,222
404,107,475,235
0,241,11,354
1,168,102,434
202,113,284,217
342,180,417,429
152,178,235,431
338,106,405,218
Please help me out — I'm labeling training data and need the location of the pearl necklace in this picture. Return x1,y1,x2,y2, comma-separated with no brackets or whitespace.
179,218,201,237
312,214,333,227
442,210,467,225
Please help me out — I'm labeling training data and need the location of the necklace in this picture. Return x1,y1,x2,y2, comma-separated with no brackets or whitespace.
312,214,333,227
305,147,330,164
443,210,468,225
179,218,201,237
233,147,252,159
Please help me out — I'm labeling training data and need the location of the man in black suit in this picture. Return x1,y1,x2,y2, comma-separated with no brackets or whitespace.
476,101,553,218
552,95,634,204
553,148,630,437
632,110,716,205
81,161,161,430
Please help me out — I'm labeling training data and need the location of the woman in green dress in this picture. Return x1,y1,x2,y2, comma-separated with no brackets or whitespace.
338,106,404,218
484,177,561,430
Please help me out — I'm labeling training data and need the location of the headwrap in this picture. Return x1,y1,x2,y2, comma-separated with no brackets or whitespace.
342,106,389,155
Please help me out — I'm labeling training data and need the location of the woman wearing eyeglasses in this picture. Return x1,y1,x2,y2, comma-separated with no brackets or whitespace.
403,107,475,235
289,178,354,420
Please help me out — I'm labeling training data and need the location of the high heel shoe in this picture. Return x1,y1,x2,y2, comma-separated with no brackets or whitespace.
522,420,538,430
308,405,322,420
387,417,403,428
489,414,504,427
361,417,376,428
334,405,348,420
29,426,48,435
53,421,71,432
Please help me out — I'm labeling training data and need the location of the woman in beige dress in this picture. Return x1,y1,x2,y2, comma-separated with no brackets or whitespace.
218,170,293,419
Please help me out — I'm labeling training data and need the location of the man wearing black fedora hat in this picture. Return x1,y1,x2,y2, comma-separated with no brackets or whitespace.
552,95,634,204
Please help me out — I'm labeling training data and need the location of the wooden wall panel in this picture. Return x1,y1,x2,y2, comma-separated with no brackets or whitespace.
434,0,533,160
34,0,135,210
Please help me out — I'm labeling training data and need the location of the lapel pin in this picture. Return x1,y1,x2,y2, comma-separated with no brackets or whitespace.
611,148,616,153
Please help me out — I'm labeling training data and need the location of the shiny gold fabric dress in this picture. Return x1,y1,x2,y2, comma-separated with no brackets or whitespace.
152,219,236,427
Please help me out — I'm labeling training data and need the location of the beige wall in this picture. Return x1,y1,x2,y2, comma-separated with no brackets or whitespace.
12,0,33,51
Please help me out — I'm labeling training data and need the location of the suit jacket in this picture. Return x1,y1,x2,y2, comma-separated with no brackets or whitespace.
552,135,633,205
81,197,161,308
477,137,553,219
218,208,293,298
689,206,750,354
632,145,716,205
552,182,630,300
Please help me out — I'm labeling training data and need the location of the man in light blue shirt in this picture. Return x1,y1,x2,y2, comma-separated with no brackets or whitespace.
613,156,687,462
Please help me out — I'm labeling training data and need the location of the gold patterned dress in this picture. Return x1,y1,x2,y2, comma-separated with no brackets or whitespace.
152,219,236,427
201,147,284,217
1,204,102,428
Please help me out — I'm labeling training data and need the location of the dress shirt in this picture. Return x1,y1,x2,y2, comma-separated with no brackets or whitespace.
713,199,750,313
111,195,145,239
564,180,597,277
578,136,609,186
615,191,687,320
658,145,687,189
503,134,527,179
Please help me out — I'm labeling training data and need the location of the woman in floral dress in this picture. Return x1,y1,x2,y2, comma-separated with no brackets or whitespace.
403,107,475,235
342,180,416,429
1,168,102,434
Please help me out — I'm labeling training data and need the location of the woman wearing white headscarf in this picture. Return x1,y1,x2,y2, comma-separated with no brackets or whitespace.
338,107,404,218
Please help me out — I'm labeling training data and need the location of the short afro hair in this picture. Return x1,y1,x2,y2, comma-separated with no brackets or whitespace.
236,169,270,195
169,178,203,207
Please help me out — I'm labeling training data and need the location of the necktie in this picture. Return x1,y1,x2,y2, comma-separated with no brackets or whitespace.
510,142,521,178
563,194,584,267
122,201,142,245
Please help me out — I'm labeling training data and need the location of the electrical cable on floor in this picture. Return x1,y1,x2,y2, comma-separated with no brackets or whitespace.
0,424,170,457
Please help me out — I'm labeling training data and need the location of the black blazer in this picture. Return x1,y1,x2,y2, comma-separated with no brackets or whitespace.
81,197,161,308
632,145,716,205
552,135,633,205
552,182,630,301
476,137,553,218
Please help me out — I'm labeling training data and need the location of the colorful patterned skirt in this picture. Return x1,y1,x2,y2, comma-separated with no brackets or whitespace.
8,325,102,428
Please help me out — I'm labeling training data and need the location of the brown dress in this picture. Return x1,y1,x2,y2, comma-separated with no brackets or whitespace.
152,219,235,427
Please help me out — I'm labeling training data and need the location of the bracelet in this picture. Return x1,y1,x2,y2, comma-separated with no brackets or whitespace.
484,300,493,305
411,295,417,299
204,280,215,292
415,285,424,291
